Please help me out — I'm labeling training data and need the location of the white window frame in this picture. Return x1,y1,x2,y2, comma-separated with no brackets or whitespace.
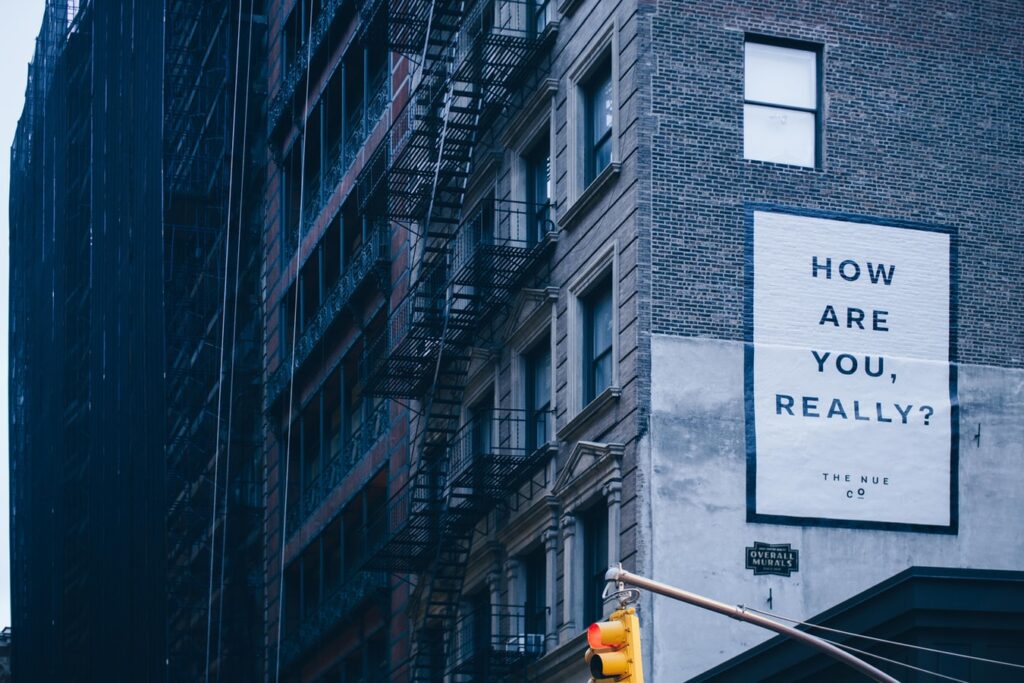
743,36,822,168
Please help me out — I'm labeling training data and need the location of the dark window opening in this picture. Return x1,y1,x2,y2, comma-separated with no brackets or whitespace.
524,339,551,451
583,276,614,404
583,58,613,186
524,546,547,638
581,503,609,625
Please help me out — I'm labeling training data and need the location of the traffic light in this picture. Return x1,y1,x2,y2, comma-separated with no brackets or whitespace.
585,607,644,682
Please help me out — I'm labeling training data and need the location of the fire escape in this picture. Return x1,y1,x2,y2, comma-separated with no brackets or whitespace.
353,0,558,680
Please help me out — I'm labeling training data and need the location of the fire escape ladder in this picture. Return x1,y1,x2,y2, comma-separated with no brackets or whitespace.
352,1,555,680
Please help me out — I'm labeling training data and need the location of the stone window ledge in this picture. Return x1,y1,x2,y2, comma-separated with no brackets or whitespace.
558,162,620,231
557,385,621,442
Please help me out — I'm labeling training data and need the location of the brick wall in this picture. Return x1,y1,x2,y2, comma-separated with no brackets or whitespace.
645,0,1024,367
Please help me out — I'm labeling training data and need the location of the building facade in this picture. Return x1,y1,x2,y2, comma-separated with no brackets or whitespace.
643,2,1024,679
9,0,1022,681
262,0,1023,681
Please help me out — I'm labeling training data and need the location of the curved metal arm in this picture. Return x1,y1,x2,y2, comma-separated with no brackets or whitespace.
605,566,899,683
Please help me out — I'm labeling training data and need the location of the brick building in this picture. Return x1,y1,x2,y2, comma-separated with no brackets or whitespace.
262,0,1023,681
12,0,1021,681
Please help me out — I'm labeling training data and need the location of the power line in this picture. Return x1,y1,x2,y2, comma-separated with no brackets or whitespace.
214,0,257,675
275,3,318,680
820,636,967,683
205,1,247,681
745,606,1024,672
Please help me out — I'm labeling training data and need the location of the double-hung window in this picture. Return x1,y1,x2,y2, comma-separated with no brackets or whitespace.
582,278,614,405
531,0,551,36
523,546,547,643
743,38,820,167
524,340,551,451
525,136,552,245
583,60,614,186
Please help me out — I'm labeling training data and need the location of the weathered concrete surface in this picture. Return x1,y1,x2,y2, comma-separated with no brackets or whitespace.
647,334,1024,681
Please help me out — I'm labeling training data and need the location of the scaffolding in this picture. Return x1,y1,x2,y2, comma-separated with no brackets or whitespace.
9,1,168,680
163,1,267,682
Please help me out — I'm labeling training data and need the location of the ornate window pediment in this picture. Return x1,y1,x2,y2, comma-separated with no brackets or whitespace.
554,440,623,513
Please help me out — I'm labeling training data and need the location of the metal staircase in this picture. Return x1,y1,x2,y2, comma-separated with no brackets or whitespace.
352,0,556,680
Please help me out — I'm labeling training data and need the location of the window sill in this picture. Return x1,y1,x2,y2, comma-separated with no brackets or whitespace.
559,162,620,231
557,385,621,442
742,157,820,171
557,0,583,18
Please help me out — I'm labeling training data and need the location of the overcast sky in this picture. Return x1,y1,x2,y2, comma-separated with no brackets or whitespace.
1,0,47,629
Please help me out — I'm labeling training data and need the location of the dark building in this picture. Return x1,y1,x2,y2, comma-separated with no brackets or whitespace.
0,628,11,683
8,0,266,681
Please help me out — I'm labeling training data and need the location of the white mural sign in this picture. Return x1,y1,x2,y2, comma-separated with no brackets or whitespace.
747,209,956,531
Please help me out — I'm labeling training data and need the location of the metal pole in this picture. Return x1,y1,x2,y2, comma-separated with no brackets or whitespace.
605,567,899,683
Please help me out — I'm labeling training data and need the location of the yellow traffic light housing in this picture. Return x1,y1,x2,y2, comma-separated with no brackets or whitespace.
585,607,644,682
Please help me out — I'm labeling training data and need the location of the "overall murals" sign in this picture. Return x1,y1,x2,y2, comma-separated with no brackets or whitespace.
745,208,957,532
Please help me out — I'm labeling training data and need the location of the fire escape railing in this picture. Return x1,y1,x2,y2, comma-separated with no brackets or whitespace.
451,604,545,680
279,570,390,671
266,224,389,409
291,70,390,251
287,400,390,534
340,1,558,680
446,408,554,501
358,408,554,572
268,0,348,135
360,199,554,400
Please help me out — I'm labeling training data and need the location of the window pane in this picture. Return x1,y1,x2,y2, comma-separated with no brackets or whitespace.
471,400,492,454
585,64,613,184
533,348,551,413
592,351,612,398
590,75,613,143
744,104,815,167
526,139,551,243
745,42,816,109
524,547,546,637
527,343,551,447
593,135,611,179
584,281,613,403
533,0,549,34
582,505,609,625
591,287,613,358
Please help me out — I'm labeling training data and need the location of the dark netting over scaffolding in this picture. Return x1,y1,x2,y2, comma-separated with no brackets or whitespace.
9,1,266,681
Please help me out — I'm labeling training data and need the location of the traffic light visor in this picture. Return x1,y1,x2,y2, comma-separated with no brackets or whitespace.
588,620,627,649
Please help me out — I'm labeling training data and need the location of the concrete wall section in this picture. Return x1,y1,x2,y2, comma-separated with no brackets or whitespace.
648,333,1024,680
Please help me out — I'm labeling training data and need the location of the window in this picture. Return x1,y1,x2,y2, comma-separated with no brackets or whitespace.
532,0,551,35
565,242,618,422
524,339,551,451
583,59,614,186
582,277,614,405
523,546,547,638
581,503,609,625
524,135,552,245
461,591,491,665
744,39,820,167
469,396,493,458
